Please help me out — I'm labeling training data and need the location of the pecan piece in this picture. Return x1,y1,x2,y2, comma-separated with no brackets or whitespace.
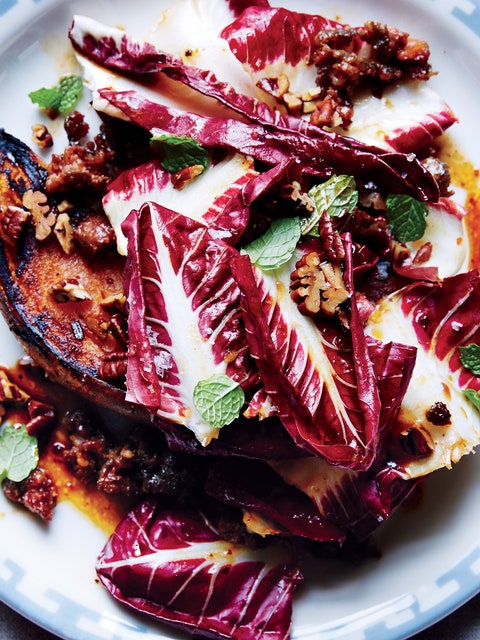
3,467,58,521
0,205,30,245
171,164,204,190
22,189,56,241
290,251,349,317
257,73,290,99
72,212,117,256
102,314,128,350
290,251,324,315
51,278,92,303
99,352,128,381
0,369,30,404
319,211,345,262
31,123,53,148
100,292,127,315
54,212,74,254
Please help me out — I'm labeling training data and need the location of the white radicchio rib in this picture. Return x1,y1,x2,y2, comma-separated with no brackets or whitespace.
367,270,480,477
231,237,416,471
123,202,257,446
96,499,303,640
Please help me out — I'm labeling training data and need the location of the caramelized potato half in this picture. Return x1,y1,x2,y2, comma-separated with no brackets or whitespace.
0,129,144,419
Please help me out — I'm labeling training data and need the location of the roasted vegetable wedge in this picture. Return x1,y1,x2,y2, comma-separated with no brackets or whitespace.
0,129,143,418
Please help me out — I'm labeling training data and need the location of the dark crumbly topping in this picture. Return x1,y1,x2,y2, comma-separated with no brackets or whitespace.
310,21,432,128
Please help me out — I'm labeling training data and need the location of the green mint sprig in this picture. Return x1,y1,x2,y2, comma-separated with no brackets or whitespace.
242,216,302,271
193,374,245,429
29,75,83,117
463,389,480,412
150,134,209,173
303,174,358,236
0,423,38,483
385,194,428,243
459,343,480,376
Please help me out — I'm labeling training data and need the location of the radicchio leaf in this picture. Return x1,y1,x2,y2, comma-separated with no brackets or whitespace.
103,153,258,254
70,13,440,199
391,197,469,282
206,458,346,543
220,6,339,72
231,237,416,470
206,454,420,543
366,270,480,477
220,7,456,152
98,87,439,202
96,499,303,640
122,202,257,446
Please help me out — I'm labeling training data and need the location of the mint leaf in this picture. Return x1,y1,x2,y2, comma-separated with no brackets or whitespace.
459,344,480,375
303,175,358,236
463,389,480,412
0,423,38,483
29,75,83,116
150,134,209,173
57,75,84,112
242,217,302,271
193,374,245,429
385,194,427,243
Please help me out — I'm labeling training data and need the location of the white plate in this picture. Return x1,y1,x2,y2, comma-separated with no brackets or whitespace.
0,1,479,639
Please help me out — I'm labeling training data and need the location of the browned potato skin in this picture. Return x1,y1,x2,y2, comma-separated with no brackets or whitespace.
0,130,147,420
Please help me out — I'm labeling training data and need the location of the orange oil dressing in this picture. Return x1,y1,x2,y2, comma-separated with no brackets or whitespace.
40,432,130,536
440,140,480,268
1,362,129,535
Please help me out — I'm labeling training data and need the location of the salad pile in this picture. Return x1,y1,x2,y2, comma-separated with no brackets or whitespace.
2,1,480,638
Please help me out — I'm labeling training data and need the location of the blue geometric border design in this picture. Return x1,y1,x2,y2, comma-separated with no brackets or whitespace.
452,0,480,38
291,546,480,639
2,547,479,640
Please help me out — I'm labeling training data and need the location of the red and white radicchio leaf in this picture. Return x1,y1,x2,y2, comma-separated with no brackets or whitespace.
366,270,480,478
220,6,339,92
122,202,257,446
103,153,258,254
220,7,456,152
96,499,303,640
231,238,416,470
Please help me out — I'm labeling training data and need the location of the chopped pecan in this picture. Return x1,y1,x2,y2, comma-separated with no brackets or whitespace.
56,199,74,214
103,314,129,350
412,242,433,265
26,399,56,436
311,22,432,129
290,251,324,315
290,181,315,212
3,467,58,520
51,278,92,303
0,205,30,245
319,262,350,316
64,110,89,143
257,73,290,99
46,143,114,196
282,92,303,116
98,352,128,381
171,164,204,190
54,212,74,254
290,251,349,317
31,123,53,148
319,211,345,262
0,369,30,403
22,189,56,241
100,292,127,315
72,212,117,256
